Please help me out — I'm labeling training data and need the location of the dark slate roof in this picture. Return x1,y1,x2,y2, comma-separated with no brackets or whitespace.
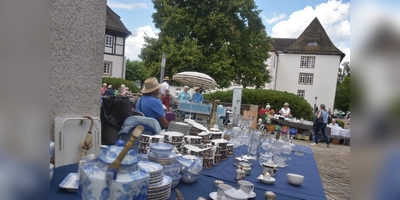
106,6,131,37
271,17,345,61
271,38,297,52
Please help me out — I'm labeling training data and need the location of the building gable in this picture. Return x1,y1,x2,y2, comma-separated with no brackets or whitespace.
106,6,131,37
272,17,345,62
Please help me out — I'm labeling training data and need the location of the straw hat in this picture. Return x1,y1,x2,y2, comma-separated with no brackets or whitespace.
142,77,162,93
164,76,170,81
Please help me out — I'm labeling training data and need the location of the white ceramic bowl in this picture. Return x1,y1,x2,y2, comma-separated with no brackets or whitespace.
50,163,54,181
286,173,304,185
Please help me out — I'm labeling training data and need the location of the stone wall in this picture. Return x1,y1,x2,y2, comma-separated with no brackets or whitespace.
50,0,107,140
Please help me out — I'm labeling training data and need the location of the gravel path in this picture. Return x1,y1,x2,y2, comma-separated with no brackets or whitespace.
293,118,350,200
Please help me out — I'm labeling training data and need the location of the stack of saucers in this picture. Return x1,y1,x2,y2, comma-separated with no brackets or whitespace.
138,161,172,200
148,143,177,165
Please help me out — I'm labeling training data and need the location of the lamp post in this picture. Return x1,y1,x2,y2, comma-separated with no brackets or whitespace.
314,97,318,113
159,53,166,100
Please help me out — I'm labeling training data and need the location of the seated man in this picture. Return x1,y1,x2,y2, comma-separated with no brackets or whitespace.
178,85,191,101
135,77,169,129
192,87,203,103
328,119,340,128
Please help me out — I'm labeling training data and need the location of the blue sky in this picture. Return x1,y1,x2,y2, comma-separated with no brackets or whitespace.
107,0,350,64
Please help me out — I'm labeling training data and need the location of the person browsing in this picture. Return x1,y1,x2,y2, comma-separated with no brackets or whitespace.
280,102,291,117
135,77,169,129
192,87,203,103
328,119,339,127
178,86,191,101
160,76,171,111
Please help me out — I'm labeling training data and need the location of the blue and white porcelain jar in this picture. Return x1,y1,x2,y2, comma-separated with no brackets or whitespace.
78,140,150,200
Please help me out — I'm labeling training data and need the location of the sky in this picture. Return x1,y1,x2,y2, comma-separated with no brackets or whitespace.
107,0,350,65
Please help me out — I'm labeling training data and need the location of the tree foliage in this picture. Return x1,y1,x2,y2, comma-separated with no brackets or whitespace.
335,62,350,111
140,0,273,88
125,59,148,87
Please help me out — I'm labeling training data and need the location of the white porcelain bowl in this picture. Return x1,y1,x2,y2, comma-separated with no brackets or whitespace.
50,163,54,181
286,173,304,185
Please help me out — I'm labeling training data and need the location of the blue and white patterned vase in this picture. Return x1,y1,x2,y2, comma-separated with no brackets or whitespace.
77,140,150,200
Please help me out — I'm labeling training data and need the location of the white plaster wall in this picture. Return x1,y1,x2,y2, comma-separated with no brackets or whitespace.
115,45,123,55
104,54,124,78
275,54,341,110
50,0,107,140
116,37,124,45
265,52,278,90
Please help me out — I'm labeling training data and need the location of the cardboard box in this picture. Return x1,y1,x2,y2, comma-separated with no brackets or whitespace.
330,138,343,145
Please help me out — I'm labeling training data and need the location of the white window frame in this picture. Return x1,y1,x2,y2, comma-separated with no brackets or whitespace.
308,41,317,45
104,62,112,75
300,56,315,68
297,90,305,98
299,73,313,85
105,35,113,47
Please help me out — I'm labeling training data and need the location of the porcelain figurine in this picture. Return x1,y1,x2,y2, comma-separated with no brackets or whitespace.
78,140,150,200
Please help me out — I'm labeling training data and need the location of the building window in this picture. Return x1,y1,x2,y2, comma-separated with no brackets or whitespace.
299,73,313,85
308,41,317,45
105,35,113,47
104,62,112,75
297,90,305,98
300,56,315,68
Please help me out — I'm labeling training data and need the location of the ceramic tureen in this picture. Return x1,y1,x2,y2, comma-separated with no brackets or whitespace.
78,127,150,200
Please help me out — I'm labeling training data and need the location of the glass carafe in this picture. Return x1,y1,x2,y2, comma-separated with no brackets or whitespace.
246,130,263,160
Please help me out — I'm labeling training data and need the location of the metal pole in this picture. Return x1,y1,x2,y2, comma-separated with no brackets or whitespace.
314,97,317,113
159,53,166,100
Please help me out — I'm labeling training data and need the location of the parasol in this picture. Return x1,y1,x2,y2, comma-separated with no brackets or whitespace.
78,116,94,162
172,71,218,90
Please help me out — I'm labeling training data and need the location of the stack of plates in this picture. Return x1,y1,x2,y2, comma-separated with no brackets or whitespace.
148,175,172,200
138,161,163,184
147,151,177,166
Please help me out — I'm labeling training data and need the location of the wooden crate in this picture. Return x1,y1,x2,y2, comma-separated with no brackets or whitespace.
330,138,342,145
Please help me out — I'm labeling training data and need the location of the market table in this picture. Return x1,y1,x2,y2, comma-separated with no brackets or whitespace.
50,145,325,200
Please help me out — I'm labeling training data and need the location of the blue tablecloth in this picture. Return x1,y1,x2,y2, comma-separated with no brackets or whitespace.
177,101,226,116
50,145,324,200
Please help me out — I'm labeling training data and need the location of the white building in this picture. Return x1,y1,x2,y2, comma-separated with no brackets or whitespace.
103,6,131,79
267,17,345,111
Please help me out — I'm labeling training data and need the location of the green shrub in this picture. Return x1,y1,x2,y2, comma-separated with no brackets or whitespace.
204,89,313,120
102,77,140,93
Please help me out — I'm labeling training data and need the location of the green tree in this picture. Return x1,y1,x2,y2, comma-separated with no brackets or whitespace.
335,62,350,111
140,0,272,88
125,59,147,88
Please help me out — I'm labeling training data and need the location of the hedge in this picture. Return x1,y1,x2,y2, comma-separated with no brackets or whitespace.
102,77,140,93
203,89,313,120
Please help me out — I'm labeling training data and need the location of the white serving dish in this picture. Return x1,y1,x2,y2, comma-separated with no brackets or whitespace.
258,176,276,184
59,173,79,192
287,173,304,185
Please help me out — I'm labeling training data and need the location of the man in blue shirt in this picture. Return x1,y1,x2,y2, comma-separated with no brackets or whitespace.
178,86,191,101
192,87,203,103
136,77,170,129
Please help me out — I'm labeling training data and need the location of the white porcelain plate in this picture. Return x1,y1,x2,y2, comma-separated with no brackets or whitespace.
209,192,218,200
138,161,163,174
59,173,79,192
248,191,256,198
149,175,172,189
259,177,276,184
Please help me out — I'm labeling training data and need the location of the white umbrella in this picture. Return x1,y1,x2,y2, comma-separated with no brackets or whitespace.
172,71,218,90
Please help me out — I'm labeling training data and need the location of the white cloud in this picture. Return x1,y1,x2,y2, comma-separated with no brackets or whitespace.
262,13,286,24
107,2,147,10
271,0,350,63
125,26,159,61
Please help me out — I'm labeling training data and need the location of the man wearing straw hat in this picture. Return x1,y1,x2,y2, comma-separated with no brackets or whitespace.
135,77,170,129
160,76,171,111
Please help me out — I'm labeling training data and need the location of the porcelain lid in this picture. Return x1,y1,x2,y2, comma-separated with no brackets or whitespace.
98,140,138,166
224,188,249,199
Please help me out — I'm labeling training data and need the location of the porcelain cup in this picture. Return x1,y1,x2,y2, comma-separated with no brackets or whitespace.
217,184,233,198
140,134,152,143
151,135,163,143
238,180,254,195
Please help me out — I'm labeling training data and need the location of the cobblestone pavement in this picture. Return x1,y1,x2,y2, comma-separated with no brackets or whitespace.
293,119,350,200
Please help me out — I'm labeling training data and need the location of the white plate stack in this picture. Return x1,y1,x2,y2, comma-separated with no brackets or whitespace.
138,161,172,200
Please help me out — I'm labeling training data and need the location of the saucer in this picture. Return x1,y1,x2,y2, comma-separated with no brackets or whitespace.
248,191,256,198
209,192,218,200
